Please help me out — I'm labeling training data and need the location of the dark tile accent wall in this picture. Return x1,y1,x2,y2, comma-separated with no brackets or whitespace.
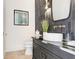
35,0,75,40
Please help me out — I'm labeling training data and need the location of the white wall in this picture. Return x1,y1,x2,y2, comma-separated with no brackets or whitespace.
4,0,35,52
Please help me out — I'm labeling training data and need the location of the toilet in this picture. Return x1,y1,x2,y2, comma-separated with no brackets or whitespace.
24,38,33,55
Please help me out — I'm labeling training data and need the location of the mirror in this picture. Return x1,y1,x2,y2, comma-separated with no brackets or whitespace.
52,0,71,21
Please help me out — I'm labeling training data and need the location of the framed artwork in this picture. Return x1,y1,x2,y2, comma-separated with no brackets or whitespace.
14,10,29,26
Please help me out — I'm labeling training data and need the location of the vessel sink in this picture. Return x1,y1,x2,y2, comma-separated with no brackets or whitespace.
43,33,63,42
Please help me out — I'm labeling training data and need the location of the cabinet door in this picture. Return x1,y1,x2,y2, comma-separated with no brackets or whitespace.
33,43,41,59
40,51,47,59
47,53,62,59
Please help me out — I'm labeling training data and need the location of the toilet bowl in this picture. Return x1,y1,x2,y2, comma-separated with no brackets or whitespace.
24,39,33,55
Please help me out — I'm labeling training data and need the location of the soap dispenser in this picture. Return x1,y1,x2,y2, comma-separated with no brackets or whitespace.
66,33,70,42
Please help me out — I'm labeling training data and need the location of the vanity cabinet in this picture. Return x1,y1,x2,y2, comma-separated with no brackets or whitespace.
33,39,62,59
33,39,75,59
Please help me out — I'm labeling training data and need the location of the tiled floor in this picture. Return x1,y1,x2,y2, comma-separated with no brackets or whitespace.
4,50,32,59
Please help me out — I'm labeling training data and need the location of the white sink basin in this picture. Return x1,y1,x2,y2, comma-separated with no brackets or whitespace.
43,33,63,42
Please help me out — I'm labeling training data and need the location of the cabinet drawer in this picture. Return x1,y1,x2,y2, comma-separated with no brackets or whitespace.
40,47,62,59
40,50,62,59
40,52,47,59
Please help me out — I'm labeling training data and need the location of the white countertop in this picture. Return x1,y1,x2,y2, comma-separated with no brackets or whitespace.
60,47,75,55
42,40,75,55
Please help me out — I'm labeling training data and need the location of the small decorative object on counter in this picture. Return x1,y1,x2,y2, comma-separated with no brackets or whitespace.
35,30,41,39
66,33,70,42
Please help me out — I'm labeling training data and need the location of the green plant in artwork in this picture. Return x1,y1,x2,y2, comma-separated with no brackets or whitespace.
41,20,49,32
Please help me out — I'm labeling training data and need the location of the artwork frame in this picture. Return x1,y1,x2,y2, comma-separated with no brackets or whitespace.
14,10,29,26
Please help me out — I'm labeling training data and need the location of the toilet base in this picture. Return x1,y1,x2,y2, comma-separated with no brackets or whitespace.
25,48,32,55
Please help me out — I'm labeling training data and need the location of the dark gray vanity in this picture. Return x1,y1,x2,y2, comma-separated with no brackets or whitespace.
33,38,75,59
